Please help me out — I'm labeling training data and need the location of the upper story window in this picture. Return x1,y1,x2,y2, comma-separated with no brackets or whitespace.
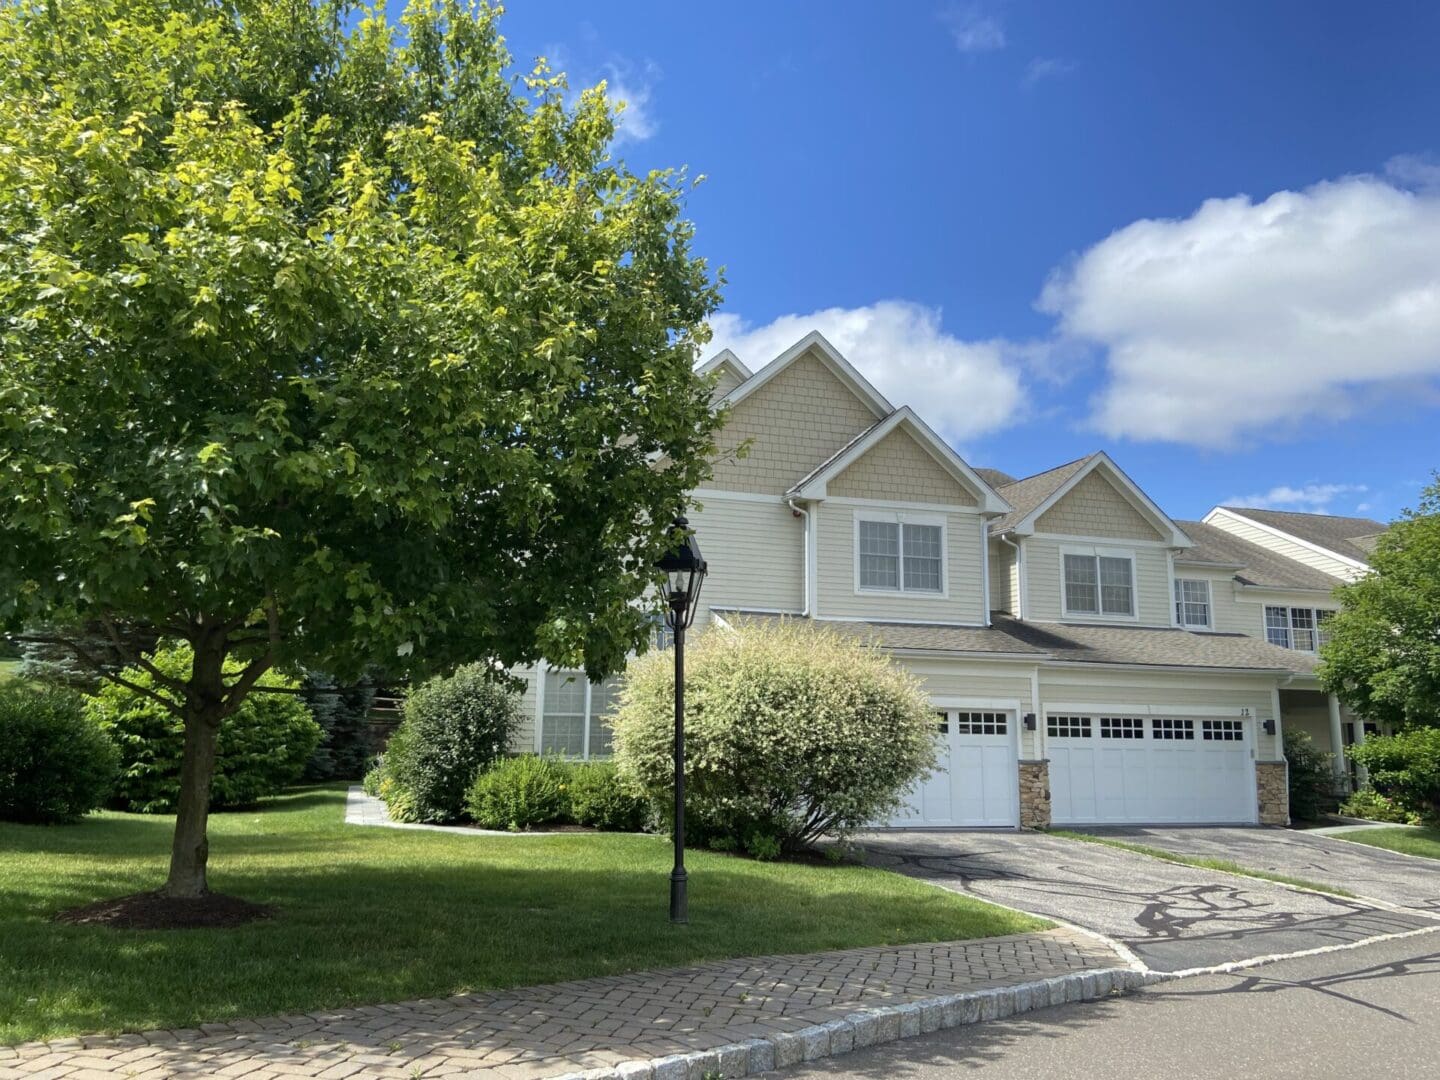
856,515,944,595
1062,547,1135,617
1174,578,1212,629
542,670,621,759
1264,606,1334,652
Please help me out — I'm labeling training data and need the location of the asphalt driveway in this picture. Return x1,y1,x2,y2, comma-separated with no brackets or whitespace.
1085,827,1440,917
858,831,1436,973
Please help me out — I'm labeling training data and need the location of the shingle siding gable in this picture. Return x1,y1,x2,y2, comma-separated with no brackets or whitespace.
1034,470,1165,541
828,427,978,505
708,349,880,495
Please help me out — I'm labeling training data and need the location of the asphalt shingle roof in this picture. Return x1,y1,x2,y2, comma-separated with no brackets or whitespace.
1219,507,1386,566
1174,519,1344,592
973,467,1018,488
712,610,1315,674
988,455,1094,534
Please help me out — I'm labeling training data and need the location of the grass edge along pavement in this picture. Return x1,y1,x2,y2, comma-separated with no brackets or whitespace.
1048,830,1359,898
0,784,1047,1045
1329,825,1440,861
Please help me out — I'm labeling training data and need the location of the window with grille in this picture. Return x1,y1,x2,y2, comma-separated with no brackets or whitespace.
1151,717,1195,740
936,710,950,735
1264,606,1336,652
1064,551,1134,616
857,517,944,594
1202,719,1245,742
953,711,1007,735
1099,716,1145,739
541,671,622,759
1047,715,1092,738
1174,579,1212,628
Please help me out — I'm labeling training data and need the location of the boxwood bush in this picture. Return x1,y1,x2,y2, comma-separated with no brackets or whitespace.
466,754,572,831
568,760,648,832
0,681,118,823
379,664,520,823
1283,729,1338,821
612,618,936,857
1347,728,1440,822
85,645,320,812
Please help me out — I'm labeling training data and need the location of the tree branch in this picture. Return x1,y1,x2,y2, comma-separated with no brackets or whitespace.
16,633,186,716
218,594,282,718
98,611,190,697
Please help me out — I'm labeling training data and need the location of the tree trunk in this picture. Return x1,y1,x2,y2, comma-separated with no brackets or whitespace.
162,631,228,899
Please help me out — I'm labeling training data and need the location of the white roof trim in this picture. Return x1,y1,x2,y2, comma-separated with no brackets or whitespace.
786,406,1012,514
1012,452,1192,547
719,330,892,419
696,348,751,382
1202,508,1370,572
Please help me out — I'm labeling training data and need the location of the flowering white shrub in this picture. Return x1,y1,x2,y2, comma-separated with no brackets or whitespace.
611,618,936,856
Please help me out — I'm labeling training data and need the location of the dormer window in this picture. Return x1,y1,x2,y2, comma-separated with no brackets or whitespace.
1062,546,1136,618
855,514,945,595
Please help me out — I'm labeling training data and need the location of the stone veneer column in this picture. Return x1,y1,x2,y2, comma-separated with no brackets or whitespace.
1255,760,1290,826
1017,760,1051,829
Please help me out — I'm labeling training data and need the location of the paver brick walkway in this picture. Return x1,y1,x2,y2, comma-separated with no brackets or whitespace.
0,929,1118,1080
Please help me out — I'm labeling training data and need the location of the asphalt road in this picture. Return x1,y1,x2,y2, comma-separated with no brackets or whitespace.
765,931,1440,1079
857,830,1433,971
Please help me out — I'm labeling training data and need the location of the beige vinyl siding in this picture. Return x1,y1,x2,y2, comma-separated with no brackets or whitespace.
814,503,986,624
828,427,978,505
1169,569,1254,634
708,348,879,495
904,658,1040,757
1024,536,1172,626
1205,510,1362,581
1034,470,1164,541
988,539,1016,614
1039,667,1281,760
711,365,745,398
690,494,804,616
507,667,539,753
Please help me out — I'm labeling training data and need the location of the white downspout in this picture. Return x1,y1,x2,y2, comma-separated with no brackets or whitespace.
999,532,1024,620
786,497,812,617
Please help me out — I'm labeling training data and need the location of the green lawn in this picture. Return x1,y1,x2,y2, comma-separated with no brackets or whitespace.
0,659,19,682
1336,826,1440,860
1049,830,1357,898
0,786,1044,1044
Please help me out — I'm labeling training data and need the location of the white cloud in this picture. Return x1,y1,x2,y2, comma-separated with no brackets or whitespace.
1385,153,1440,192
939,4,1006,54
1039,173,1440,448
705,301,1028,443
1225,483,1366,511
1022,57,1076,87
602,61,659,144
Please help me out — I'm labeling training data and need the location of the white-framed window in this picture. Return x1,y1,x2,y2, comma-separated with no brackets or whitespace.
541,670,621,759
1173,578,1212,629
855,514,945,595
1264,606,1335,652
1061,547,1135,618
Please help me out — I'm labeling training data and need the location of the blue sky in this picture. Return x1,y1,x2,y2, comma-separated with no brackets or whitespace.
414,1,1440,522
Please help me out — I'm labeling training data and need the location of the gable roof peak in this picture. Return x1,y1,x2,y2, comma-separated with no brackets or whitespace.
991,451,1190,547
719,330,893,419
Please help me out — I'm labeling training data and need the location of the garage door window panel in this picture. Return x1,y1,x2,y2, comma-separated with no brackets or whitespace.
1048,715,1092,738
1100,716,1145,739
1151,717,1195,740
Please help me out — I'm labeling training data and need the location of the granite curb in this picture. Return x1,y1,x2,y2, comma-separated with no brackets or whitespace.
544,965,1160,1080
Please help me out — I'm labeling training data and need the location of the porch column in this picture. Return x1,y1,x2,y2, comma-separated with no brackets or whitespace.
1327,693,1348,785
1352,713,1369,786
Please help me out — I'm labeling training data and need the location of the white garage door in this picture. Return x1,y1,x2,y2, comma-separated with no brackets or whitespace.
1048,714,1255,825
889,709,1018,828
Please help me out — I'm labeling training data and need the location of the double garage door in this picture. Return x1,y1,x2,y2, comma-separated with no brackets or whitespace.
1047,713,1256,825
888,707,1257,828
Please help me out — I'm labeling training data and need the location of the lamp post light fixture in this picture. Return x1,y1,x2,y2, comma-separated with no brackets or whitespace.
656,515,707,925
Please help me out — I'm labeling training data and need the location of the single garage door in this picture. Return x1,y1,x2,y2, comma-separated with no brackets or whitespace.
1047,713,1255,825
888,709,1018,828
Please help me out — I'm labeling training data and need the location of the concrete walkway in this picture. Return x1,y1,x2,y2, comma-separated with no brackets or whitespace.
0,930,1125,1080
344,787,556,838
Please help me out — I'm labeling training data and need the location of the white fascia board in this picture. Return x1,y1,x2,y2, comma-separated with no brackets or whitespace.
696,348,752,381
788,406,1013,514
1202,508,1370,573
1013,452,1191,548
719,330,892,418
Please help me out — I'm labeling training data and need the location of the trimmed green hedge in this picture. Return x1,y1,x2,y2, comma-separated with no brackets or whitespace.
86,645,320,812
0,682,118,823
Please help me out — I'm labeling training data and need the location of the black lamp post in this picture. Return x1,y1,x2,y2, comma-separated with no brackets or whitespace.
656,515,707,924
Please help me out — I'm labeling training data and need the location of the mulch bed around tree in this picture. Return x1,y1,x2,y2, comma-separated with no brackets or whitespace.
54,890,275,930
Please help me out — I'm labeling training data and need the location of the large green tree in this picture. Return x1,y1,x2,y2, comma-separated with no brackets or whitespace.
1320,474,1440,731
0,0,721,898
